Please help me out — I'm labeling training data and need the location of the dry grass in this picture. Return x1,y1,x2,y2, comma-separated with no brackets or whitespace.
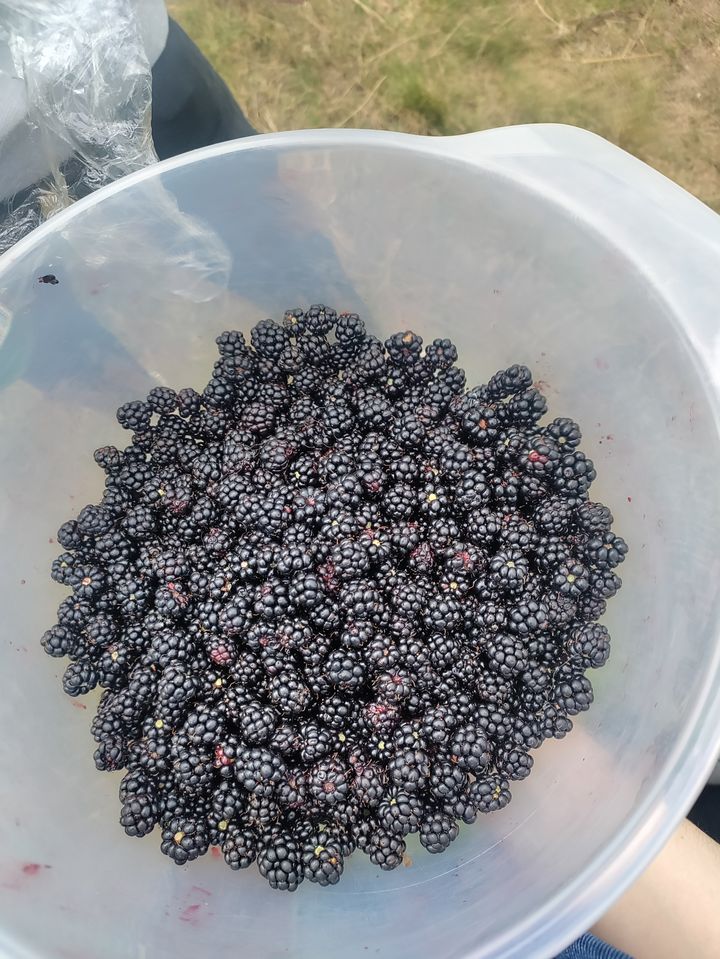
169,0,720,209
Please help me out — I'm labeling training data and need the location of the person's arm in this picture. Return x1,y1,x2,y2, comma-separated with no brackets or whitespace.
591,818,720,959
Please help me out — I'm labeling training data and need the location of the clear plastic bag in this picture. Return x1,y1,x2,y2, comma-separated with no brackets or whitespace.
0,0,230,298
0,0,156,253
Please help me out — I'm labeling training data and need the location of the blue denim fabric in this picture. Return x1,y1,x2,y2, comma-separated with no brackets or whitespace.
555,933,633,959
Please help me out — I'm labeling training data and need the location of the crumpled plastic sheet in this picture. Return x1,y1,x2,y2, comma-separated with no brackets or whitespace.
0,0,156,252
0,0,230,299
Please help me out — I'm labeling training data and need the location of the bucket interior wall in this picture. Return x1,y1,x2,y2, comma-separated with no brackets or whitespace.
0,138,718,959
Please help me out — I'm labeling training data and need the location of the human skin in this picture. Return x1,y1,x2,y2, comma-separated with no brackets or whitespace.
591,818,720,959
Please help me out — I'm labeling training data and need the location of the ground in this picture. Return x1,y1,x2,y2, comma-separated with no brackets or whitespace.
169,0,720,211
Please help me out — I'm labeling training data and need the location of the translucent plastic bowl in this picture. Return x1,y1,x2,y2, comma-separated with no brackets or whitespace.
1,124,720,959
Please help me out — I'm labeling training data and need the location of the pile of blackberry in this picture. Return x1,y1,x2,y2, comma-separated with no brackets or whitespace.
41,305,627,891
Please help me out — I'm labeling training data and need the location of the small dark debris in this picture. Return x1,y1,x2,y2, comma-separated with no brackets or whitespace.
38,274,59,285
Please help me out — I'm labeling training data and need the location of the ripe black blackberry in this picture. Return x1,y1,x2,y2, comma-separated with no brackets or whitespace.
554,449,596,496
237,700,277,744
120,793,158,837
251,319,290,360
308,757,349,806
160,815,210,865
387,747,430,793
222,824,258,869
449,724,492,773
554,561,591,597
486,633,529,678
257,830,304,891
489,548,529,593
468,775,512,814
366,828,406,871
378,788,423,835
566,622,611,668
539,703,574,740
507,599,549,637
116,400,152,432
419,810,459,854
301,829,345,885
496,744,534,781
62,659,98,697
553,665,594,714
582,530,628,570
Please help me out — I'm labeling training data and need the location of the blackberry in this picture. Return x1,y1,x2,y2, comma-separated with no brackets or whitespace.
366,828,406,870
462,404,500,446
554,450,596,497
496,744,534,781
576,500,614,533
538,703,574,740
118,768,154,803
236,747,286,796
117,400,152,432
94,445,124,473
429,760,467,804
245,794,281,829
271,724,302,756
184,705,226,745
160,815,210,865
238,701,277,744
487,633,529,678
511,710,543,750
553,561,590,597
326,649,365,690
425,337,458,369
506,387,547,427
176,387,202,416
360,701,400,738
147,386,177,414
507,599,548,637
173,741,215,796
251,319,290,360
468,775,512,814
62,659,98,697
378,788,423,835
352,758,386,808
120,794,157,837
449,724,492,772
276,769,307,810
589,567,622,599
387,748,430,793
300,723,334,764
553,665,594,714
308,757,349,806
268,670,312,717
489,548,529,593
486,365,533,400
566,622,611,668
419,811,459,853
94,737,128,771
476,667,512,706
302,829,345,885
535,496,575,534
545,592,578,627
41,624,81,658
582,530,628,570
76,505,113,537
50,553,82,586
476,600,507,632
222,824,258,869
257,830,304,891
543,416,581,449
156,663,199,723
